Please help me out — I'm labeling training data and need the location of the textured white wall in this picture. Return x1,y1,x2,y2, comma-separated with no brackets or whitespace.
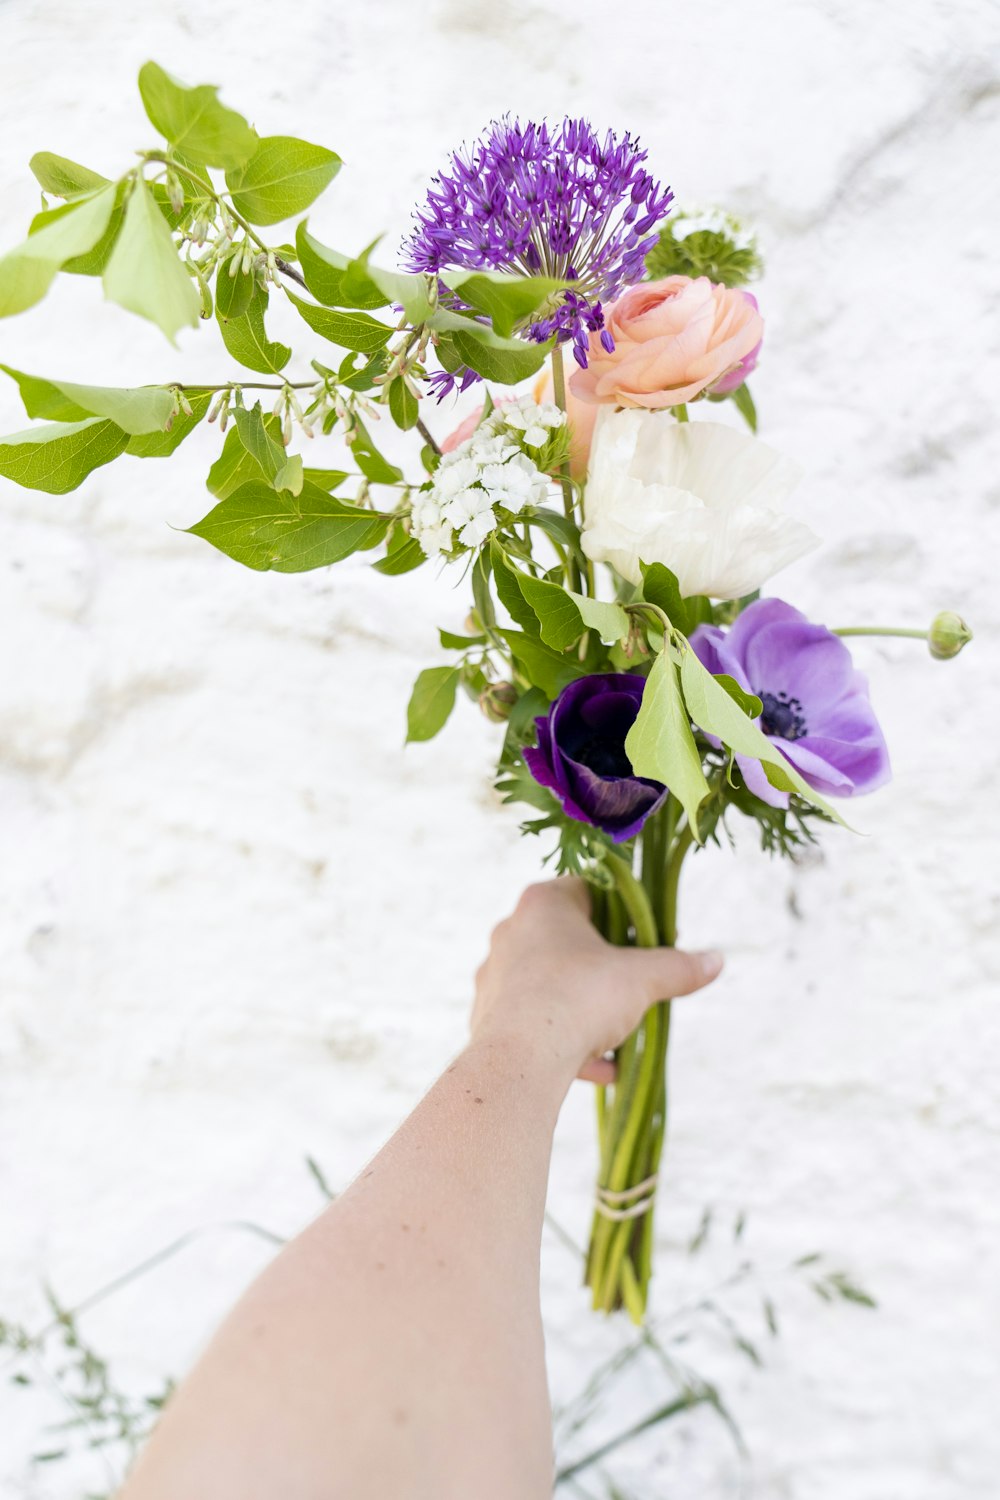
1,1,998,1496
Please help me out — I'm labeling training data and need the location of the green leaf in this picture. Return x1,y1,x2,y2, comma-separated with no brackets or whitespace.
498,628,586,700
387,376,419,431
0,365,175,434
715,674,763,719
374,525,425,575
0,184,117,317
295,223,387,310
137,61,257,171
233,400,285,481
624,651,711,840
516,571,584,650
337,349,388,392
206,412,284,498
294,227,431,322
524,506,581,554
214,255,255,320
226,136,341,226
286,290,392,355
350,417,402,484
217,282,291,374
730,381,757,433
440,269,564,339
274,452,304,495
472,549,496,631
490,541,540,634
345,239,433,323
0,417,128,493
405,666,461,743
29,153,110,198
677,646,847,825
103,177,200,344
302,467,348,491
188,478,392,572
446,322,553,385
569,592,630,645
126,389,213,457
60,180,127,277
640,561,711,637
439,627,486,650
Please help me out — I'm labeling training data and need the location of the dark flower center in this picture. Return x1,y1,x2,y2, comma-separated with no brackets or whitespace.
574,734,634,779
757,690,807,742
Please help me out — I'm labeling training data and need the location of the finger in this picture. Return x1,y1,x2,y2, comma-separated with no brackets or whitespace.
625,946,724,1002
578,1055,617,1085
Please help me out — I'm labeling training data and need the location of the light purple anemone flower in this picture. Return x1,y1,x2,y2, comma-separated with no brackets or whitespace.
690,599,891,808
403,117,673,395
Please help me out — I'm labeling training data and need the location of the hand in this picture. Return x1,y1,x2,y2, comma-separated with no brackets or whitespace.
471,878,723,1086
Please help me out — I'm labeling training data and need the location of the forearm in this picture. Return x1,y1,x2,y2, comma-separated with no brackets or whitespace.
121,1034,573,1500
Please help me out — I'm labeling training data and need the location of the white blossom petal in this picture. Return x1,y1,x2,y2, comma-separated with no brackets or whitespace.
581,408,818,599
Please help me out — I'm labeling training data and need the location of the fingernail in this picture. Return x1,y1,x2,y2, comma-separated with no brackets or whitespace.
698,950,724,980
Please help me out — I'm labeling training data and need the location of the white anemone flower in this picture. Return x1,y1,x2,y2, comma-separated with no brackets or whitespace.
581,408,819,600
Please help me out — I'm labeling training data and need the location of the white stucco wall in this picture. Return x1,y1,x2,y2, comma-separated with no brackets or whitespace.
1,1,998,1495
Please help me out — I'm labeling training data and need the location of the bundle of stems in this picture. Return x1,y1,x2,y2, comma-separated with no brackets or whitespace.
585,796,695,1320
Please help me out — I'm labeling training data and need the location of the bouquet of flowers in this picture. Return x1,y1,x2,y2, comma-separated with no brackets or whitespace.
0,66,972,1321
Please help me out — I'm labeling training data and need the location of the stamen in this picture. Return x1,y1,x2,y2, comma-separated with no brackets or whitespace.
757,690,808,742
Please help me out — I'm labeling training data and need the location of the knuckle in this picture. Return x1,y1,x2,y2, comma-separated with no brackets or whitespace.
516,881,549,914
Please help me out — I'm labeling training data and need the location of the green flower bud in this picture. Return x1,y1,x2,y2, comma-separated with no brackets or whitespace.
479,681,519,724
928,611,973,660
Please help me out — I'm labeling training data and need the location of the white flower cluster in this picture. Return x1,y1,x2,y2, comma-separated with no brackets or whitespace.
671,206,756,252
411,396,565,558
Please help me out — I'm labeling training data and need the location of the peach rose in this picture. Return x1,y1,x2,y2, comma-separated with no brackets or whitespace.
570,276,764,410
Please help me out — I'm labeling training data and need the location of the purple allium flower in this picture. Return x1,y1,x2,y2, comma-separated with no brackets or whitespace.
404,118,673,393
690,599,891,808
523,673,667,841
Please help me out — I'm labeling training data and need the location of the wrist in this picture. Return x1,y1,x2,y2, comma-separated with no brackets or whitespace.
463,1026,578,1106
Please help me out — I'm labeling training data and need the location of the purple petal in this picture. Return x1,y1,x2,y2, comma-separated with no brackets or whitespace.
746,626,856,709
778,739,856,796
736,753,789,808
689,623,746,684
786,734,891,797
563,755,668,840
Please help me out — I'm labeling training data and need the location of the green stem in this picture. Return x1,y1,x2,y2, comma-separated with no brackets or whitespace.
585,815,695,1321
555,1390,708,1483
549,344,583,594
415,416,442,456
674,403,689,423
145,154,269,253
663,822,694,946
832,626,928,640
177,380,315,392
601,849,658,948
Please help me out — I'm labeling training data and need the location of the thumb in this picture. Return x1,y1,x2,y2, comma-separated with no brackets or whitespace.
622,945,724,1005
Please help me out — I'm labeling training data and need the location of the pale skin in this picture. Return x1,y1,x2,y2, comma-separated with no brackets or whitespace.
120,878,723,1500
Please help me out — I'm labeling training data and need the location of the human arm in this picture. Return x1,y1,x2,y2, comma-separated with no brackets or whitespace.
119,878,722,1500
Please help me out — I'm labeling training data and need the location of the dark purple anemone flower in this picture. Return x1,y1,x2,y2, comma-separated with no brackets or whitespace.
690,599,891,808
523,673,667,842
404,117,673,395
